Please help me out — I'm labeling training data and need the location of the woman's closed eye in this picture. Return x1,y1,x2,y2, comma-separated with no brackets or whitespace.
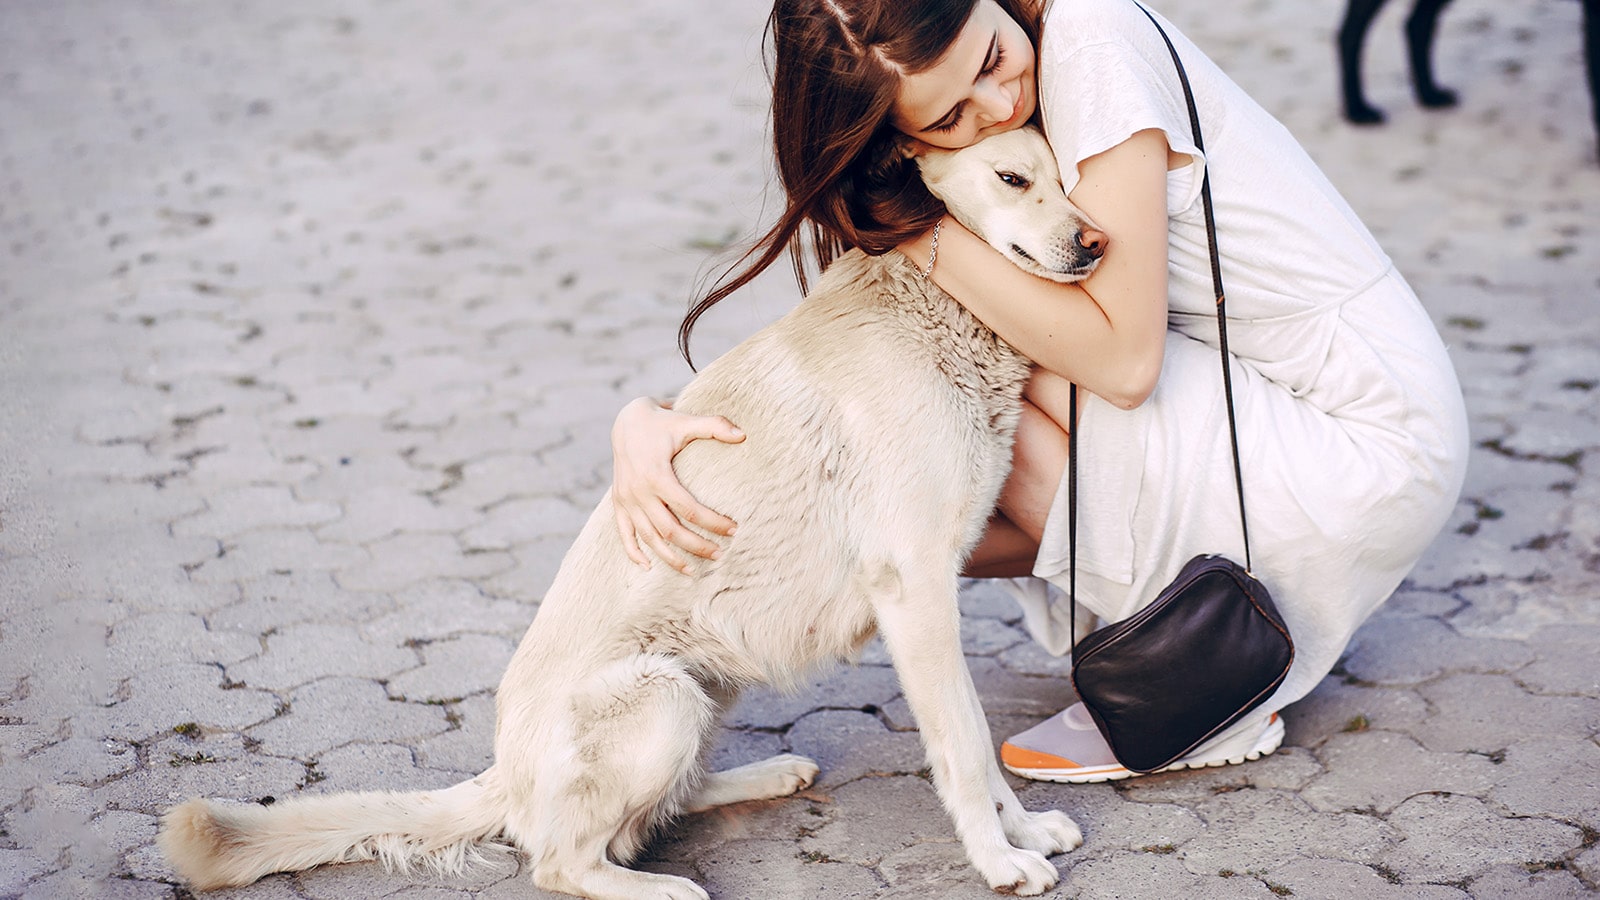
928,43,1008,134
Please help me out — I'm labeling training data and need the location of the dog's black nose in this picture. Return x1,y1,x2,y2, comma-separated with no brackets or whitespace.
1076,228,1108,259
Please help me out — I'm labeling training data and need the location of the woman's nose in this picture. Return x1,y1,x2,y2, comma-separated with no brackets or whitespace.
974,80,1015,125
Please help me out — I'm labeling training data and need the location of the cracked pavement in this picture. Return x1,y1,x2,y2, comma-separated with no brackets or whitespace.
1,0,1597,897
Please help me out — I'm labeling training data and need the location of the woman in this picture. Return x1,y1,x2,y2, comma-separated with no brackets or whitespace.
610,0,1468,782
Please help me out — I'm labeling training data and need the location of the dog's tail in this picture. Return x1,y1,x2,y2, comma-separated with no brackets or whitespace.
158,767,509,891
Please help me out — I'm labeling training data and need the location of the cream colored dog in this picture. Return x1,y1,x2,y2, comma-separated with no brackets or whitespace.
159,126,1106,899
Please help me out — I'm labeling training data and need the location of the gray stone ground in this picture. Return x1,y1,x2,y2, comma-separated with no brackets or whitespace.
1,0,1597,897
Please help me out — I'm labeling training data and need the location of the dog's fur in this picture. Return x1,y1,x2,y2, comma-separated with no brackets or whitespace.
158,126,1105,899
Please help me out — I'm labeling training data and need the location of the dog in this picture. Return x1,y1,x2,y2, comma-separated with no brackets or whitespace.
1338,0,1600,156
158,125,1106,899
1338,0,1457,124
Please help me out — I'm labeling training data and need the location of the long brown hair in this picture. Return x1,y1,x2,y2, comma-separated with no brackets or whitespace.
678,0,1043,365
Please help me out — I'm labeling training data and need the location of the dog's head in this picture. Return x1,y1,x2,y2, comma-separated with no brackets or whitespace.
910,126,1105,283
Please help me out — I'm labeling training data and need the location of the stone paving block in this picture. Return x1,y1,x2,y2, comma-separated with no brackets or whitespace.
1379,793,1581,884
385,633,516,703
1339,614,1536,686
458,495,590,552
433,454,568,513
958,616,1029,657
310,742,463,794
209,571,393,636
962,656,1074,719
171,484,342,539
1575,843,1600,886
1176,786,1396,872
95,732,304,812
1414,673,1600,753
876,841,1009,899
362,580,534,647
1301,730,1498,814
1404,523,1554,590
706,728,788,773
49,441,183,483
1014,779,1203,857
405,415,546,472
108,611,261,675
1496,407,1600,460
24,737,138,787
1515,623,1600,696
1270,858,1467,899
1488,736,1600,830
525,430,613,498
700,837,884,898
226,622,417,691
21,871,173,900
334,532,512,593
723,665,903,731
314,485,482,545
995,638,1076,679
187,528,369,585
245,677,449,759
1449,576,1600,641
784,709,926,789
476,536,571,602
1458,439,1578,496
292,450,448,504
1466,864,1592,899
413,701,497,775
0,855,53,900
798,775,955,867
388,384,497,432
1055,850,1277,899
956,578,1028,621
1112,745,1324,806
1281,676,1429,748
85,662,280,743
185,436,319,494
90,808,159,877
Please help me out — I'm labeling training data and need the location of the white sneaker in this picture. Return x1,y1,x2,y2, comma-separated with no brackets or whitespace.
1000,702,1284,784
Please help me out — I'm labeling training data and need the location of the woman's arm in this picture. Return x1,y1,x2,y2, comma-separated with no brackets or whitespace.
901,128,1175,409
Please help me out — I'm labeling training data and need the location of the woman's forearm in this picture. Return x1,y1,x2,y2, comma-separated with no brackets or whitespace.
919,223,1165,408
908,128,1177,409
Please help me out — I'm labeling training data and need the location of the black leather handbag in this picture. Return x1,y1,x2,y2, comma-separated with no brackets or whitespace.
1065,3,1295,775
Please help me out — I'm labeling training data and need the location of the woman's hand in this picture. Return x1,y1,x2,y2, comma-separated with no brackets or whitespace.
610,396,744,572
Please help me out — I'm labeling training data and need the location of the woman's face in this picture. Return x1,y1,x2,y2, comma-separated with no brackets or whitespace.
890,0,1037,150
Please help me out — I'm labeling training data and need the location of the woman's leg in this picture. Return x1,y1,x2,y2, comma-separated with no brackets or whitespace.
963,373,1074,577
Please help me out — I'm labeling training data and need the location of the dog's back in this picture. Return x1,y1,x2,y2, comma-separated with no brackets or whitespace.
511,248,1030,691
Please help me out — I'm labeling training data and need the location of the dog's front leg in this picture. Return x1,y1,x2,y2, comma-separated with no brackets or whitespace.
868,562,1063,896
963,681,1084,857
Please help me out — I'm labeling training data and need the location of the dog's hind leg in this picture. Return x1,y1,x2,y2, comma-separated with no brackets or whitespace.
867,560,1063,896
1405,0,1458,108
684,755,820,813
1338,0,1391,123
510,654,718,900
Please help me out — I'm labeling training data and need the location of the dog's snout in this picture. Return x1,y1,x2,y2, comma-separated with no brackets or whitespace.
1076,228,1108,260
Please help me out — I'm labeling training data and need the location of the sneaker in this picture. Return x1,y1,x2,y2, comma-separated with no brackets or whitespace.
1000,702,1284,783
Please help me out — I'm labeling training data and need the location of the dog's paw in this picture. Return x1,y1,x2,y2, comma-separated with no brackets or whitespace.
974,845,1058,896
1002,808,1082,857
747,754,819,797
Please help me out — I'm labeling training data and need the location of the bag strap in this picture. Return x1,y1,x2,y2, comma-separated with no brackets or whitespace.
1068,3,1250,643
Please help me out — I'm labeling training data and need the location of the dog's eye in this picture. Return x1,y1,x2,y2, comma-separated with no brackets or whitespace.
996,171,1030,189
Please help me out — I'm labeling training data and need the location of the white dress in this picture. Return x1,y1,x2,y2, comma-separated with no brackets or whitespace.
1007,0,1470,713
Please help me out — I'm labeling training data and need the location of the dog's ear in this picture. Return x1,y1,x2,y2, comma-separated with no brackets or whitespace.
893,134,932,159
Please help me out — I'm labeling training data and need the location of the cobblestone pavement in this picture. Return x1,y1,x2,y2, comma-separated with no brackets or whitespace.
2,0,1597,897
